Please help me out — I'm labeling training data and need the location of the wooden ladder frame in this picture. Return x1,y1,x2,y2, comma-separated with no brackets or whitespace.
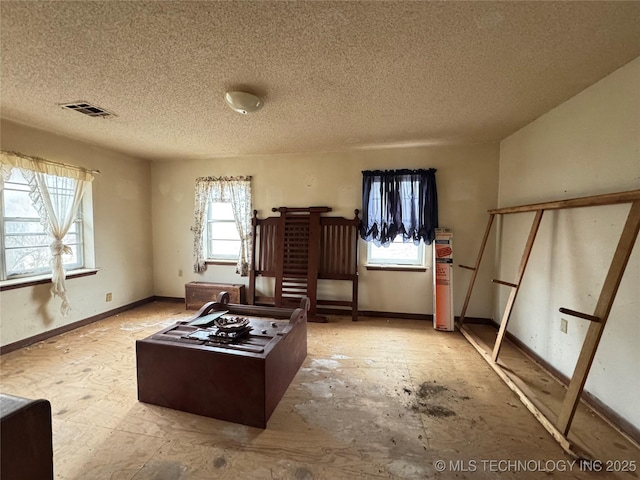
457,189,640,457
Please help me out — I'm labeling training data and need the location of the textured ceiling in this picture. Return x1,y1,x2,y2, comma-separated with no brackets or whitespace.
1,1,639,162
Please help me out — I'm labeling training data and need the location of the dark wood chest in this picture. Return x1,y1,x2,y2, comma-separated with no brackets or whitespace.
184,281,246,309
136,300,308,428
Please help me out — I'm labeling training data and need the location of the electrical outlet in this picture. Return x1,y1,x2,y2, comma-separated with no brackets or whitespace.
178,269,183,277
560,318,568,334
106,292,113,302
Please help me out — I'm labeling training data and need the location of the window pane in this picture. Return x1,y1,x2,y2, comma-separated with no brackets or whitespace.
45,175,75,193
6,246,51,275
6,245,81,275
209,202,235,220
3,189,39,217
209,240,241,258
209,221,239,240
44,176,77,219
5,220,46,234
368,238,423,265
204,201,241,260
62,245,81,267
5,234,50,248
62,232,79,245
6,168,29,184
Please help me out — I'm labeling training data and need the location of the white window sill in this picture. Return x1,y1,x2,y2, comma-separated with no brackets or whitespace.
0,268,99,291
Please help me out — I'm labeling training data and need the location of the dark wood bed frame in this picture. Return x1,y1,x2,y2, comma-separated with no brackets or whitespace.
248,207,360,321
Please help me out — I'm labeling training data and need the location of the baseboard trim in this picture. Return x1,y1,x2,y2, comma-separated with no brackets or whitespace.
459,316,495,325
316,307,493,324
1,297,493,354
0,296,156,355
356,310,431,321
482,321,640,446
152,295,184,303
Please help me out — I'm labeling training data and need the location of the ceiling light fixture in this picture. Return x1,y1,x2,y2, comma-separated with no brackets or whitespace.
224,91,264,114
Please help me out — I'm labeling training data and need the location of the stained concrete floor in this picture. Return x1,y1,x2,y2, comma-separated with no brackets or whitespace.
0,300,638,479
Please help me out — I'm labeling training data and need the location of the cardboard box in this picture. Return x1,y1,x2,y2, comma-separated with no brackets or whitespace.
433,229,454,331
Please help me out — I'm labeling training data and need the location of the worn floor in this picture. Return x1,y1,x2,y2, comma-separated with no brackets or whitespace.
0,301,638,480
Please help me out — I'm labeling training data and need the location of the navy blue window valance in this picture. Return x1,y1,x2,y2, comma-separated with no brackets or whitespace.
359,168,438,246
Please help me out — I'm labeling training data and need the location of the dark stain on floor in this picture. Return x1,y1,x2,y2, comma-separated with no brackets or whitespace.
422,405,456,417
417,382,448,398
406,381,460,417
295,466,314,480
213,456,227,468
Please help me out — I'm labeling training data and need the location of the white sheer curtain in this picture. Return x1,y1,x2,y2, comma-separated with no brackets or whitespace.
192,176,252,276
1,150,95,315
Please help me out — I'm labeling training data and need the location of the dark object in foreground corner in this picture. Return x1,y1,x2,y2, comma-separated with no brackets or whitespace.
0,393,54,480
136,292,309,428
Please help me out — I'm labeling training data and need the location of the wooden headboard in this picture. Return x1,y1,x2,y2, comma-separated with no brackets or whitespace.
249,207,360,321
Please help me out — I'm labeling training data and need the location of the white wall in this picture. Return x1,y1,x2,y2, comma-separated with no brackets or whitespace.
0,120,154,347
0,121,498,347
151,144,499,318
497,57,640,428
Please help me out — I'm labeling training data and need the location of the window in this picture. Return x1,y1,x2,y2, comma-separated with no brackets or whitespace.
1,169,86,280
367,236,425,267
206,201,241,261
360,168,438,246
360,168,436,270
192,176,252,275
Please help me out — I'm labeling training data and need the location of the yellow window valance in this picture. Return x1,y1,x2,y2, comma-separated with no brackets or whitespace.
0,150,96,182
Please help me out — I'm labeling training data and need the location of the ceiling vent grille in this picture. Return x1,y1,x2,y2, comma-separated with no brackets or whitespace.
59,101,116,118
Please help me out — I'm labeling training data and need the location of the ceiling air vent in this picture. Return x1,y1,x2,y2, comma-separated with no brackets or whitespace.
59,101,116,118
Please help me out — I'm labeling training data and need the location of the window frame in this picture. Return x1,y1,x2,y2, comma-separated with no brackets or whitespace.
1,168,89,282
205,200,241,262
366,235,426,267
